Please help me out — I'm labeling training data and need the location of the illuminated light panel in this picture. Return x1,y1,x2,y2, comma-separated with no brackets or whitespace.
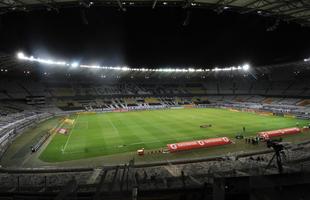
71,62,79,68
16,52,251,72
17,52,25,59
242,64,250,71
17,52,66,66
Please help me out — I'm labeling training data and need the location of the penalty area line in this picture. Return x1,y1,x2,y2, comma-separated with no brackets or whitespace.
62,114,79,153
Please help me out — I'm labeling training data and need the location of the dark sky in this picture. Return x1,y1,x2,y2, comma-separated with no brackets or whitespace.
0,6,310,67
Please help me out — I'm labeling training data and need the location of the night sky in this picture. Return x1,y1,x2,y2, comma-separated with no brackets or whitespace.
0,6,310,68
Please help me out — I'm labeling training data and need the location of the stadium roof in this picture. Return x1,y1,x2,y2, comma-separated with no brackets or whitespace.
0,0,310,27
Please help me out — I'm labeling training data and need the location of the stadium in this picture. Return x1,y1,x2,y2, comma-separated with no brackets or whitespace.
1,0,310,199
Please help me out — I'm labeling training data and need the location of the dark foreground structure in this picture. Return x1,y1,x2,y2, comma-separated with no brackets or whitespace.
1,171,310,200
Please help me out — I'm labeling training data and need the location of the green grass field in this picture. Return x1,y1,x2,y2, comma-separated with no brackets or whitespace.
39,108,309,162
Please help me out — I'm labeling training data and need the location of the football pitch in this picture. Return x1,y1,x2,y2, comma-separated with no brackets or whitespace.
39,108,309,162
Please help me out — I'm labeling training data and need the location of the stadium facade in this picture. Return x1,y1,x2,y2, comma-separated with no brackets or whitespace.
0,1,310,197
0,53,310,199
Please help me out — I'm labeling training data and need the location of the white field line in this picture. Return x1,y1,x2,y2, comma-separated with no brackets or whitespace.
105,115,120,135
62,114,79,153
63,150,85,154
63,136,198,154
22,120,67,166
63,113,204,154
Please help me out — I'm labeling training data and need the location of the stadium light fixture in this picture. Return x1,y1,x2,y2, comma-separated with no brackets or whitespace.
304,58,310,62
121,67,130,71
242,64,250,71
71,62,79,68
16,52,253,73
17,52,25,59
17,52,67,66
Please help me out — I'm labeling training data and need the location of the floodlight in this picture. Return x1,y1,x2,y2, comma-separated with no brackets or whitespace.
17,52,25,59
15,51,254,74
121,67,129,71
71,62,79,68
242,64,250,71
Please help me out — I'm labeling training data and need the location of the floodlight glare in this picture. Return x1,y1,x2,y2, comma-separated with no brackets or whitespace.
71,62,79,68
242,64,250,71
17,52,25,59
15,51,253,74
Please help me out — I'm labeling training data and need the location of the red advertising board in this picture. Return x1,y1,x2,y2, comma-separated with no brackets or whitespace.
257,127,301,140
167,137,232,153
